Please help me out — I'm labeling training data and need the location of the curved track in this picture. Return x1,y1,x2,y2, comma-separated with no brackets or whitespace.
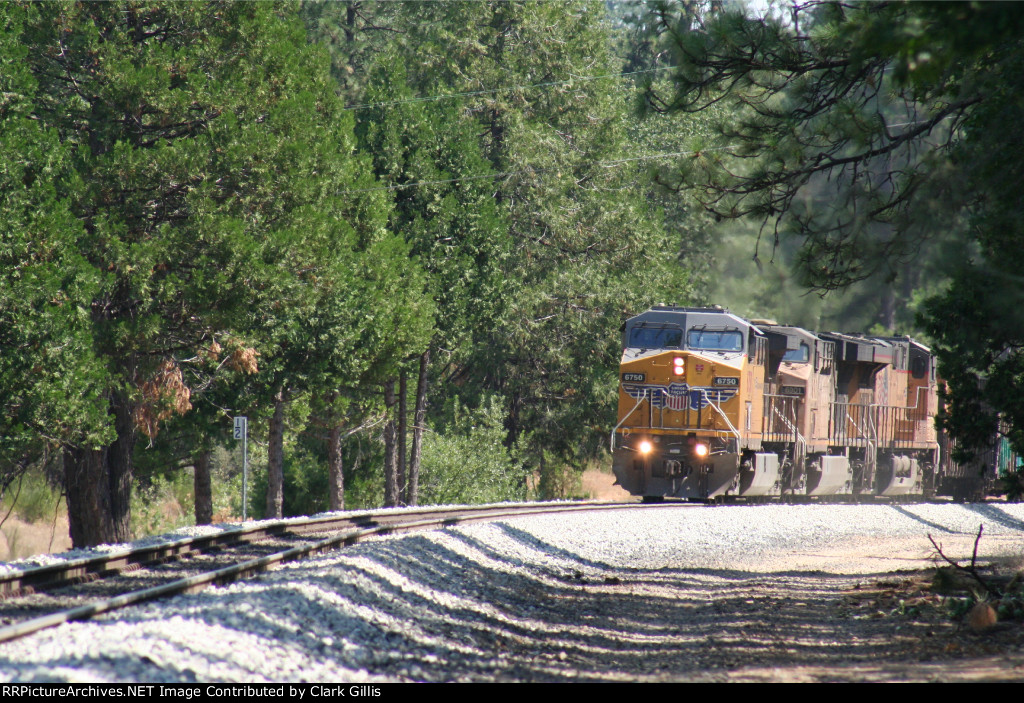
0,500,674,644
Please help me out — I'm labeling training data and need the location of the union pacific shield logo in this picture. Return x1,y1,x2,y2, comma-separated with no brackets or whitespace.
664,383,690,411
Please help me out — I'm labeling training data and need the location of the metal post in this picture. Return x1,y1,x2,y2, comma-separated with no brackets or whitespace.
234,416,248,522
242,425,248,522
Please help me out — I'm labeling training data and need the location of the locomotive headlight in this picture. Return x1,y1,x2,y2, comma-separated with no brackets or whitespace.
639,440,653,455
673,356,685,375
694,443,709,458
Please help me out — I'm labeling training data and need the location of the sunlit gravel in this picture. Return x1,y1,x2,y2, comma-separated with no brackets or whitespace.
2,502,1023,682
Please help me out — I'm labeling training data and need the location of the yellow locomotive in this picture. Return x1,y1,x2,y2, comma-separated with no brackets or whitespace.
611,305,943,501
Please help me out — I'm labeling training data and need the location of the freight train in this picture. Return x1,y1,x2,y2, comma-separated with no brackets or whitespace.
610,305,1010,502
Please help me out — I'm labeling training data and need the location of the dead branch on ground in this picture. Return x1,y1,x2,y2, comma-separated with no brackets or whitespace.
928,524,995,597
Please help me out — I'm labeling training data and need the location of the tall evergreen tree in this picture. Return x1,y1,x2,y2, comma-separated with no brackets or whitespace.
10,2,411,543
414,1,695,466
356,54,511,505
308,1,698,482
0,4,109,497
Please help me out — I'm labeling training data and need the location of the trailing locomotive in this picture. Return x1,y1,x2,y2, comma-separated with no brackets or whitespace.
611,305,948,501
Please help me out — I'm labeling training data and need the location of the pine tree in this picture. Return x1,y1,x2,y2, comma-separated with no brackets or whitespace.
307,1,699,486
408,1,695,467
356,53,511,505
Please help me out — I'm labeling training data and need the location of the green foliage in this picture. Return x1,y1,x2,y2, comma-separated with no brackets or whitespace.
1,1,728,536
918,36,1024,459
945,595,976,620
130,471,194,540
281,444,330,518
206,444,242,521
417,1,697,460
0,467,62,525
705,216,946,335
357,53,511,354
1,2,437,542
338,465,385,512
229,409,396,518
242,431,390,518
999,470,1024,503
418,396,526,506
308,0,702,483
534,455,586,501
235,452,267,522
0,4,110,472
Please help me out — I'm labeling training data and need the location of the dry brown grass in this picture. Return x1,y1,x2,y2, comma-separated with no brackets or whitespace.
0,514,72,562
581,468,631,501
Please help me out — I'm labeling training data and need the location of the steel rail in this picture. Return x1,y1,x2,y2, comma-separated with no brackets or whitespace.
0,501,644,598
0,500,672,644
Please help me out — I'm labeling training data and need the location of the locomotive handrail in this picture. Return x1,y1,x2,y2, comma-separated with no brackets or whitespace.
841,407,871,442
834,387,931,416
700,389,741,440
770,401,805,450
610,386,742,449
867,409,877,469
901,384,932,412
610,389,650,451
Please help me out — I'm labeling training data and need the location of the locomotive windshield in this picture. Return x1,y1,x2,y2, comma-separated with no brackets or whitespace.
628,325,682,349
782,342,810,363
687,329,744,352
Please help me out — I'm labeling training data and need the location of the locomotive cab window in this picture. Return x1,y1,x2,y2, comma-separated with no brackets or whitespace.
628,326,682,349
910,354,928,379
782,343,810,363
687,328,744,352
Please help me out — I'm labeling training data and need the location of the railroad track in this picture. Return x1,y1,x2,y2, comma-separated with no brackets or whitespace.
0,500,670,644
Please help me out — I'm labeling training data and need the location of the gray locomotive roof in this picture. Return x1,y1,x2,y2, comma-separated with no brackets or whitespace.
819,331,894,364
754,324,821,351
626,306,762,335
876,335,932,353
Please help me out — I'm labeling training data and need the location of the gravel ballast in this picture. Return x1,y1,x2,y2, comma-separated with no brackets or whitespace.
2,502,1023,682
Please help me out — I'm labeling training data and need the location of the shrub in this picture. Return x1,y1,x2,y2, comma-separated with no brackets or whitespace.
534,455,585,501
0,468,62,524
130,471,195,539
418,395,526,505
